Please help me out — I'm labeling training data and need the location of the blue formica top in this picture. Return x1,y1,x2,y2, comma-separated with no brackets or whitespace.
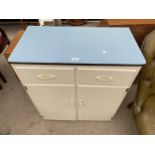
8,26,146,65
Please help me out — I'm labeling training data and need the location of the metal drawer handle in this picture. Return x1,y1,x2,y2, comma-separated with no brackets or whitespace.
37,74,55,80
96,76,114,82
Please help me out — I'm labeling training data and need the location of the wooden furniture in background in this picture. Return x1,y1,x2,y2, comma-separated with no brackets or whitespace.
20,20,39,30
0,20,39,30
100,19,155,25
66,19,88,26
99,19,155,46
3,31,24,59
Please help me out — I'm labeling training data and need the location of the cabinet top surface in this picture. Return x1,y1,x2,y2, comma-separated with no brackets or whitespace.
8,26,146,65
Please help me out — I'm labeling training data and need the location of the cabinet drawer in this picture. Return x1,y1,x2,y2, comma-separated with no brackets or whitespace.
77,66,140,86
12,65,75,84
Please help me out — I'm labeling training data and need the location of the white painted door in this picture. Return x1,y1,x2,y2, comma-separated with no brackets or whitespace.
26,84,76,120
77,85,127,120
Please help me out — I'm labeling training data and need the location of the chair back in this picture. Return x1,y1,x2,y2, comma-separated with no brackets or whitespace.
135,30,155,113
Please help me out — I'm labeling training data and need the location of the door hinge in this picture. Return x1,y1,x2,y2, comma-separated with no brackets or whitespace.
126,88,129,92
24,86,28,90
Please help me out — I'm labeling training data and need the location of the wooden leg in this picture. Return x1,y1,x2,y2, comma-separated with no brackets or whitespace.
0,71,7,83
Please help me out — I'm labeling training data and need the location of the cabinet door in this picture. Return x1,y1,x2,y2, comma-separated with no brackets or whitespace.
77,85,127,120
26,84,76,120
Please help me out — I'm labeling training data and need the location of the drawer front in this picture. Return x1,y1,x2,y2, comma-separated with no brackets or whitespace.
77,66,140,86
12,65,75,84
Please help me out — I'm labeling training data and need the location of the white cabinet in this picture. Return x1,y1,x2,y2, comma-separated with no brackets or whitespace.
8,27,145,121
12,64,141,121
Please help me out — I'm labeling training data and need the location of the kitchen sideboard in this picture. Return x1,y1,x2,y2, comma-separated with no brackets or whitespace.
8,26,146,121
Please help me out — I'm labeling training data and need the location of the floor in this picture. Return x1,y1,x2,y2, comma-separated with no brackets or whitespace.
0,23,138,135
